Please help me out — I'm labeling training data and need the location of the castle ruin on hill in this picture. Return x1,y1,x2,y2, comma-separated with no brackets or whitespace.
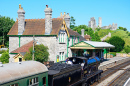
88,17,117,30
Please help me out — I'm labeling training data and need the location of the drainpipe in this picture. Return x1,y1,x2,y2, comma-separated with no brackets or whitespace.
67,36,69,57
78,37,79,43
19,36,21,47
72,36,73,46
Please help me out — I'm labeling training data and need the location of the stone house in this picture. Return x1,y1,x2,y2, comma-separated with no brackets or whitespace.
8,5,86,63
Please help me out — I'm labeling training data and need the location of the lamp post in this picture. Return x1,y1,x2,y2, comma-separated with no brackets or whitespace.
32,35,35,61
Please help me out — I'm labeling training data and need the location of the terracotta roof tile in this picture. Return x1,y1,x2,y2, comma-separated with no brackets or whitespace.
8,18,86,41
11,41,33,53
8,18,63,35
84,35,91,39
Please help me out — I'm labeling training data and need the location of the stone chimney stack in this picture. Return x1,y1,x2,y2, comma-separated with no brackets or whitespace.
64,12,70,28
98,17,102,27
17,4,25,35
81,29,85,37
44,5,52,35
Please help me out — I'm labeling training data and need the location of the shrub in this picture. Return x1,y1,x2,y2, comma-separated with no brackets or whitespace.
0,50,6,54
110,52,116,56
0,51,9,63
24,44,49,63
107,36,125,52
124,45,130,54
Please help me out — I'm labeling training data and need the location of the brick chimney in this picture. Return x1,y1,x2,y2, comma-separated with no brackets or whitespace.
44,5,52,35
17,4,25,35
64,12,70,28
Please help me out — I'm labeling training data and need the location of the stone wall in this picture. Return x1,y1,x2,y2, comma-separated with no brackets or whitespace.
9,37,19,53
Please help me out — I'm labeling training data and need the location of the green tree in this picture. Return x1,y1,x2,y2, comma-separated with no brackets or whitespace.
124,45,130,54
24,44,49,63
118,26,127,31
0,15,15,47
73,25,101,41
70,16,76,29
0,50,9,63
107,36,125,52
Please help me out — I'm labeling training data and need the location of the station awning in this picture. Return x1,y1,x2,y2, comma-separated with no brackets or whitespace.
70,41,115,49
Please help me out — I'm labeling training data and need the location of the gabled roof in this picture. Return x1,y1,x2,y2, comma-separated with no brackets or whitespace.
11,41,33,53
8,18,63,35
68,29,86,41
8,18,86,41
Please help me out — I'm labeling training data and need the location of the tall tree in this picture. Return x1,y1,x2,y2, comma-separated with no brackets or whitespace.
0,15,15,47
70,16,76,29
107,36,125,52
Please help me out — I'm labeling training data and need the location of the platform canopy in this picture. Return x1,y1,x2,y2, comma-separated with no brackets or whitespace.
70,41,115,49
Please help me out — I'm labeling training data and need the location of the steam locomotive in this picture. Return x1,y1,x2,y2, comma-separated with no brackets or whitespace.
48,56,103,86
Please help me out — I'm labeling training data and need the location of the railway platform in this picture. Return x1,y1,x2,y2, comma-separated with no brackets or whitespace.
99,57,130,71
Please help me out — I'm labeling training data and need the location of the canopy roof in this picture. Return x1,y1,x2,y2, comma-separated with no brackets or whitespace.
71,41,115,49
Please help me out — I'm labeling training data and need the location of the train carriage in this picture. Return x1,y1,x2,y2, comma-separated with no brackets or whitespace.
0,61,48,86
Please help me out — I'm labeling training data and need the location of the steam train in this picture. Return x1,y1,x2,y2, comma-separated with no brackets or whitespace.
0,56,103,86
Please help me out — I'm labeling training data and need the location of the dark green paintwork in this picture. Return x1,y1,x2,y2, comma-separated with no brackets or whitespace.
0,72,48,86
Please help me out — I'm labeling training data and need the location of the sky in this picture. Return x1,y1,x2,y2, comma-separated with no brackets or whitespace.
0,0,130,31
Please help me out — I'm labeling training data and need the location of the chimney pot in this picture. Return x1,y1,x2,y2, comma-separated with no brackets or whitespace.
46,5,48,8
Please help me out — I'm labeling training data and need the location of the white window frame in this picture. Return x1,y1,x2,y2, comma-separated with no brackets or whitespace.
59,32,65,43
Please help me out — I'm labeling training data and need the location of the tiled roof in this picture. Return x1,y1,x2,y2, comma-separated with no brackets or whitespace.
8,18,63,35
68,29,86,41
84,35,91,39
8,18,86,41
11,41,33,53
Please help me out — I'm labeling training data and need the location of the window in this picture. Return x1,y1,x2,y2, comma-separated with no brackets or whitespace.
28,77,38,86
19,57,22,62
43,77,46,86
10,83,18,86
59,52,65,61
59,33,65,43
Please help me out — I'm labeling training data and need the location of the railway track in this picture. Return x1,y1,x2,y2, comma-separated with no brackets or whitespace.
91,60,130,86
107,68,130,86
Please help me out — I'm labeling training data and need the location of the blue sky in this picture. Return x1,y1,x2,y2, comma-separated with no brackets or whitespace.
0,0,130,31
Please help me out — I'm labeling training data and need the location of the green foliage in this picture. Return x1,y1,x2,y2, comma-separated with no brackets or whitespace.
110,52,116,56
107,36,125,52
0,50,6,54
73,25,101,41
118,26,127,31
0,16,15,47
97,29,113,38
0,51,9,63
111,30,130,46
70,16,76,29
24,44,49,63
124,45,130,54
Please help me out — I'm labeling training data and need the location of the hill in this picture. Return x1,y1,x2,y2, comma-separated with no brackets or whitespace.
97,29,130,47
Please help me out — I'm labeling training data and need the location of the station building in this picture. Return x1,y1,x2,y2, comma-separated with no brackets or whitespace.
8,4,114,63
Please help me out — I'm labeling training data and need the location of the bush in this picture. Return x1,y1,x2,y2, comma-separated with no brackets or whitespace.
24,44,49,63
0,51,9,63
107,36,125,52
0,50,6,54
124,46,130,54
110,52,116,56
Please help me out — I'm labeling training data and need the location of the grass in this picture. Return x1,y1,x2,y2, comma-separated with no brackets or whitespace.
97,29,114,38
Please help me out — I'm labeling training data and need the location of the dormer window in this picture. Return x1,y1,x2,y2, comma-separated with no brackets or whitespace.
59,33,65,43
